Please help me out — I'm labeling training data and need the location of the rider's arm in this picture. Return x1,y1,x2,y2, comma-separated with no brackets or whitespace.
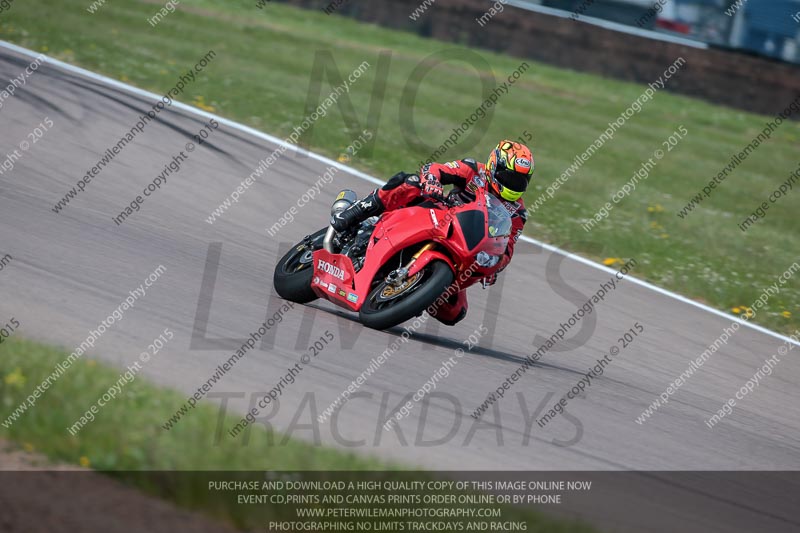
497,208,527,272
421,160,476,188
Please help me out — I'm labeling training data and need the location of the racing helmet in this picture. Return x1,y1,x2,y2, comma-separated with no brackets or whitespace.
486,140,534,202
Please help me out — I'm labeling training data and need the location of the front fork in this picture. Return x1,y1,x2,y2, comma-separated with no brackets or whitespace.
386,242,435,287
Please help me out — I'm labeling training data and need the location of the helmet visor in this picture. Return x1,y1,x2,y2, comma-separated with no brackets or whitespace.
495,169,530,195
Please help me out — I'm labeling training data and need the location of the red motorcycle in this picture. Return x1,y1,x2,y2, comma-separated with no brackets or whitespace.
273,187,512,330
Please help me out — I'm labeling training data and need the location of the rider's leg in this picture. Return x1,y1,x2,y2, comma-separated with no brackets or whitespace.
331,172,422,232
429,289,469,326
330,189,384,232
376,183,422,210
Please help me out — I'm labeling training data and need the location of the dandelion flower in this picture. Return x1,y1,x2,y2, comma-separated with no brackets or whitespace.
602,258,622,266
782,311,792,318
79,456,91,468
192,96,216,112
4,367,25,387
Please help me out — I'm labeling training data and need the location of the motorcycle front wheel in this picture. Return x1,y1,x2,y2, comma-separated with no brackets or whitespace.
273,228,326,304
359,260,454,331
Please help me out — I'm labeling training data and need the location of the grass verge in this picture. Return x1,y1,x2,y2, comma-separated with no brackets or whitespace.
0,337,595,532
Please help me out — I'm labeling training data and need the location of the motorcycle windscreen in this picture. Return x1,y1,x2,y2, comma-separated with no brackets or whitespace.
485,195,513,238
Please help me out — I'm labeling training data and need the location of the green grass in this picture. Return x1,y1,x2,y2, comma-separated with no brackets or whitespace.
0,337,596,532
2,0,798,333
0,338,384,471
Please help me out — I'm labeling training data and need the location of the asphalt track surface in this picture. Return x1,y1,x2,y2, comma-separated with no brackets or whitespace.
1,44,799,532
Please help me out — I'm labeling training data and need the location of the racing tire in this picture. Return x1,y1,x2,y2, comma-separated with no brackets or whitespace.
273,229,326,304
359,260,454,331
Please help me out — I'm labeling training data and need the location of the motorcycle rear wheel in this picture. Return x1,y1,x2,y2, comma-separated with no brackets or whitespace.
359,260,454,331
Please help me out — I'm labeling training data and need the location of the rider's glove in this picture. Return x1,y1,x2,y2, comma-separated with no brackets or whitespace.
422,175,444,197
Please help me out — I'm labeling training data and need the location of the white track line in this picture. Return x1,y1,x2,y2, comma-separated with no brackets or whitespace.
3,39,797,348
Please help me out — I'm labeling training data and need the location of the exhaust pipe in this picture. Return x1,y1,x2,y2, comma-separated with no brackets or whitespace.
323,189,357,252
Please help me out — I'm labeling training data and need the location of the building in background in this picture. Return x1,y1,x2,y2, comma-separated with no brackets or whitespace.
726,0,800,63
541,0,655,26
536,0,800,63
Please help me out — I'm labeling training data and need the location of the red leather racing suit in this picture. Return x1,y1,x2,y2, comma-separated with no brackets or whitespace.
374,158,527,325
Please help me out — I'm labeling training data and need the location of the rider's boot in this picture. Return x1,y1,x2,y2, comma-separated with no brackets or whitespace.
331,190,384,233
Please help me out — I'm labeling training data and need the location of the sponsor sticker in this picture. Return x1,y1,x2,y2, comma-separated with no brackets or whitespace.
328,284,337,294
430,209,439,227
338,289,347,297
318,259,346,280
347,293,359,303
445,161,460,169
500,200,518,216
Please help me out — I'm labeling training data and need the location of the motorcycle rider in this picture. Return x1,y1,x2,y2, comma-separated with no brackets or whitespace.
331,140,534,326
